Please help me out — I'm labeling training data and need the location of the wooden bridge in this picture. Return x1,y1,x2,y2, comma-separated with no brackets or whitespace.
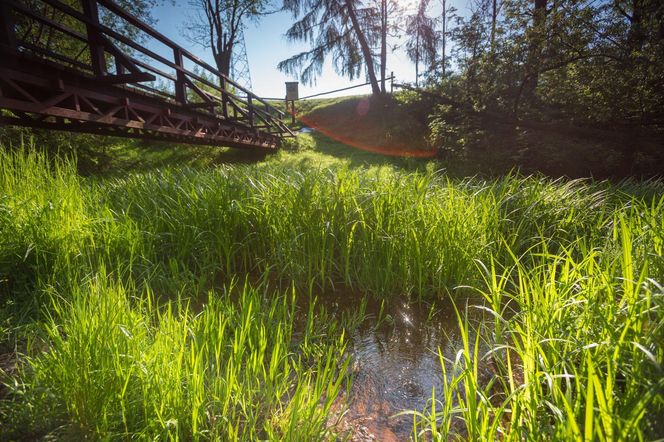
0,0,293,150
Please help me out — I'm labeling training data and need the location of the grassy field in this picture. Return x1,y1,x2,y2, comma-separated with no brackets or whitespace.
1,132,663,440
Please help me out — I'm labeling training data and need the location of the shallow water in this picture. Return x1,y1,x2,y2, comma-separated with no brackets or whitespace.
199,280,490,440
324,296,488,441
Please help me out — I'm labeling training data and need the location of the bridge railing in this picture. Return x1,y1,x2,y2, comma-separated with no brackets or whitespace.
0,0,293,137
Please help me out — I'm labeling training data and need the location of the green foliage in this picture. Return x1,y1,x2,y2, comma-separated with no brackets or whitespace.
0,148,353,440
0,146,663,439
279,0,387,94
15,0,164,73
433,0,664,124
404,0,438,85
5,276,348,440
408,0,664,176
281,133,316,152
301,94,433,151
0,128,252,175
409,233,664,440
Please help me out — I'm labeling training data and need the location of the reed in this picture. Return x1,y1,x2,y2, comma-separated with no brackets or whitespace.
409,221,664,440
1,146,662,439
3,271,352,440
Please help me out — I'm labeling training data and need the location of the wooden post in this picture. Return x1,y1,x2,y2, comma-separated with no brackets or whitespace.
173,48,187,104
81,0,106,77
0,2,16,51
115,58,125,75
247,94,254,127
285,81,299,125
390,71,394,94
220,76,228,118
285,97,289,123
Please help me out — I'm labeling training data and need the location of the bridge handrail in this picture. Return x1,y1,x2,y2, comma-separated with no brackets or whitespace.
95,0,285,118
1,0,291,135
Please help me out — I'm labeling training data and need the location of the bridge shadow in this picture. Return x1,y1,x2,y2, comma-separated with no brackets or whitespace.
0,128,276,176
92,141,275,175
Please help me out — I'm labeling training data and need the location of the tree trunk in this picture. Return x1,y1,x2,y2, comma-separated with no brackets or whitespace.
658,1,664,41
415,31,420,88
491,0,497,49
214,52,232,77
345,0,381,95
528,0,546,89
441,0,446,77
380,0,387,94
628,0,645,49
211,31,235,79
518,0,546,111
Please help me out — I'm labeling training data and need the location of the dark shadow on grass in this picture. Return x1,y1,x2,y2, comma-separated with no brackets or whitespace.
75,141,274,176
0,127,277,176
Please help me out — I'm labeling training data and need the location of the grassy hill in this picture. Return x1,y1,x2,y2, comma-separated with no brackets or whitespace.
295,95,434,157
294,93,664,179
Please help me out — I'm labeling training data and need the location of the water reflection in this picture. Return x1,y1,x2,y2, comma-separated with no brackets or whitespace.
326,296,486,441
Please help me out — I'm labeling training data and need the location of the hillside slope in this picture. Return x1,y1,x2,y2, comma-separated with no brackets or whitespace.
296,95,436,158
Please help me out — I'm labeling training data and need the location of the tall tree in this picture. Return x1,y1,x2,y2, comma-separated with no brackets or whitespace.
404,0,437,88
439,0,455,77
380,0,387,93
346,0,381,94
526,0,547,90
490,0,499,49
279,0,382,95
185,0,268,77
376,0,404,93
512,0,548,114
441,0,446,76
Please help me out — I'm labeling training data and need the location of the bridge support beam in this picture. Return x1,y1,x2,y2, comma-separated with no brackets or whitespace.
173,47,187,104
81,0,107,77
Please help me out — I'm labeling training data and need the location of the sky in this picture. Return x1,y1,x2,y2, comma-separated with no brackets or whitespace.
150,0,466,100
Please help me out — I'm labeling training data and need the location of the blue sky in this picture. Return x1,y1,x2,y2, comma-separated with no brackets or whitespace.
151,1,466,100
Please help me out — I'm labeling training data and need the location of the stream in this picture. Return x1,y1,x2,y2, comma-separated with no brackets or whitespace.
323,296,490,441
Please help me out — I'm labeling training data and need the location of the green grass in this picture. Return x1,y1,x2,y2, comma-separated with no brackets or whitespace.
281,132,432,170
296,95,431,152
0,141,663,440
408,236,664,440
0,127,276,176
6,276,349,440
